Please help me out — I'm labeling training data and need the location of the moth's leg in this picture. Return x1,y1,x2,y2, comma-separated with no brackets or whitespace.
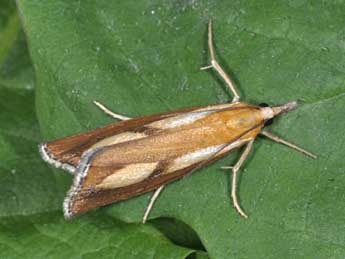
260,130,316,159
142,185,165,224
93,101,131,120
222,139,254,218
200,20,240,103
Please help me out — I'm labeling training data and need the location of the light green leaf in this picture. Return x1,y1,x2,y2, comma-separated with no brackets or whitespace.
16,0,345,258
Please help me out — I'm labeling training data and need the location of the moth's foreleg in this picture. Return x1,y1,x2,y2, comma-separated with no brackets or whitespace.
200,20,240,103
222,139,254,218
142,185,165,224
93,101,131,120
260,130,316,159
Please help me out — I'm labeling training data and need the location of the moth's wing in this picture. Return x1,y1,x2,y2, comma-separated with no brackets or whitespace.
39,105,205,173
39,102,250,173
64,124,262,218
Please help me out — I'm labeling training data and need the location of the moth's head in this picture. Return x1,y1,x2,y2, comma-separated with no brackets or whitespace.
259,101,298,126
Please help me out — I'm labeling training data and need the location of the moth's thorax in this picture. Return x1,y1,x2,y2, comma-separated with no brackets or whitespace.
220,108,265,130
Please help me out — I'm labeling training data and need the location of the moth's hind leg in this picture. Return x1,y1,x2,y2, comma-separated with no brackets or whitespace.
200,20,240,103
142,185,165,224
93,101,131,120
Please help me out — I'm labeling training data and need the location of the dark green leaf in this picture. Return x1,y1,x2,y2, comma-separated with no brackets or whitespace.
0,213,193,258
151,218,205,251
0,0,62,217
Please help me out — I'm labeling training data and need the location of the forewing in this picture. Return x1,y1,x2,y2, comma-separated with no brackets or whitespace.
39,105,207,173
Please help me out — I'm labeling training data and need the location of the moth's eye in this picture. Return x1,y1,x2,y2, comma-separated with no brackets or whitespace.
259,103,274,126
259,103,269,107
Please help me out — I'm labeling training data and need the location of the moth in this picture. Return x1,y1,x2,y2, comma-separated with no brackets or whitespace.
39,21,316,223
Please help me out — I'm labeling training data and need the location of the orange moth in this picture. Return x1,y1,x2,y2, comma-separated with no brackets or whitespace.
39,21,316,223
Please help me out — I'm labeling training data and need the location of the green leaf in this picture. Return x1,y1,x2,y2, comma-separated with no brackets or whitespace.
0,213,193,258
16,0,345,258
0,1,195,258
